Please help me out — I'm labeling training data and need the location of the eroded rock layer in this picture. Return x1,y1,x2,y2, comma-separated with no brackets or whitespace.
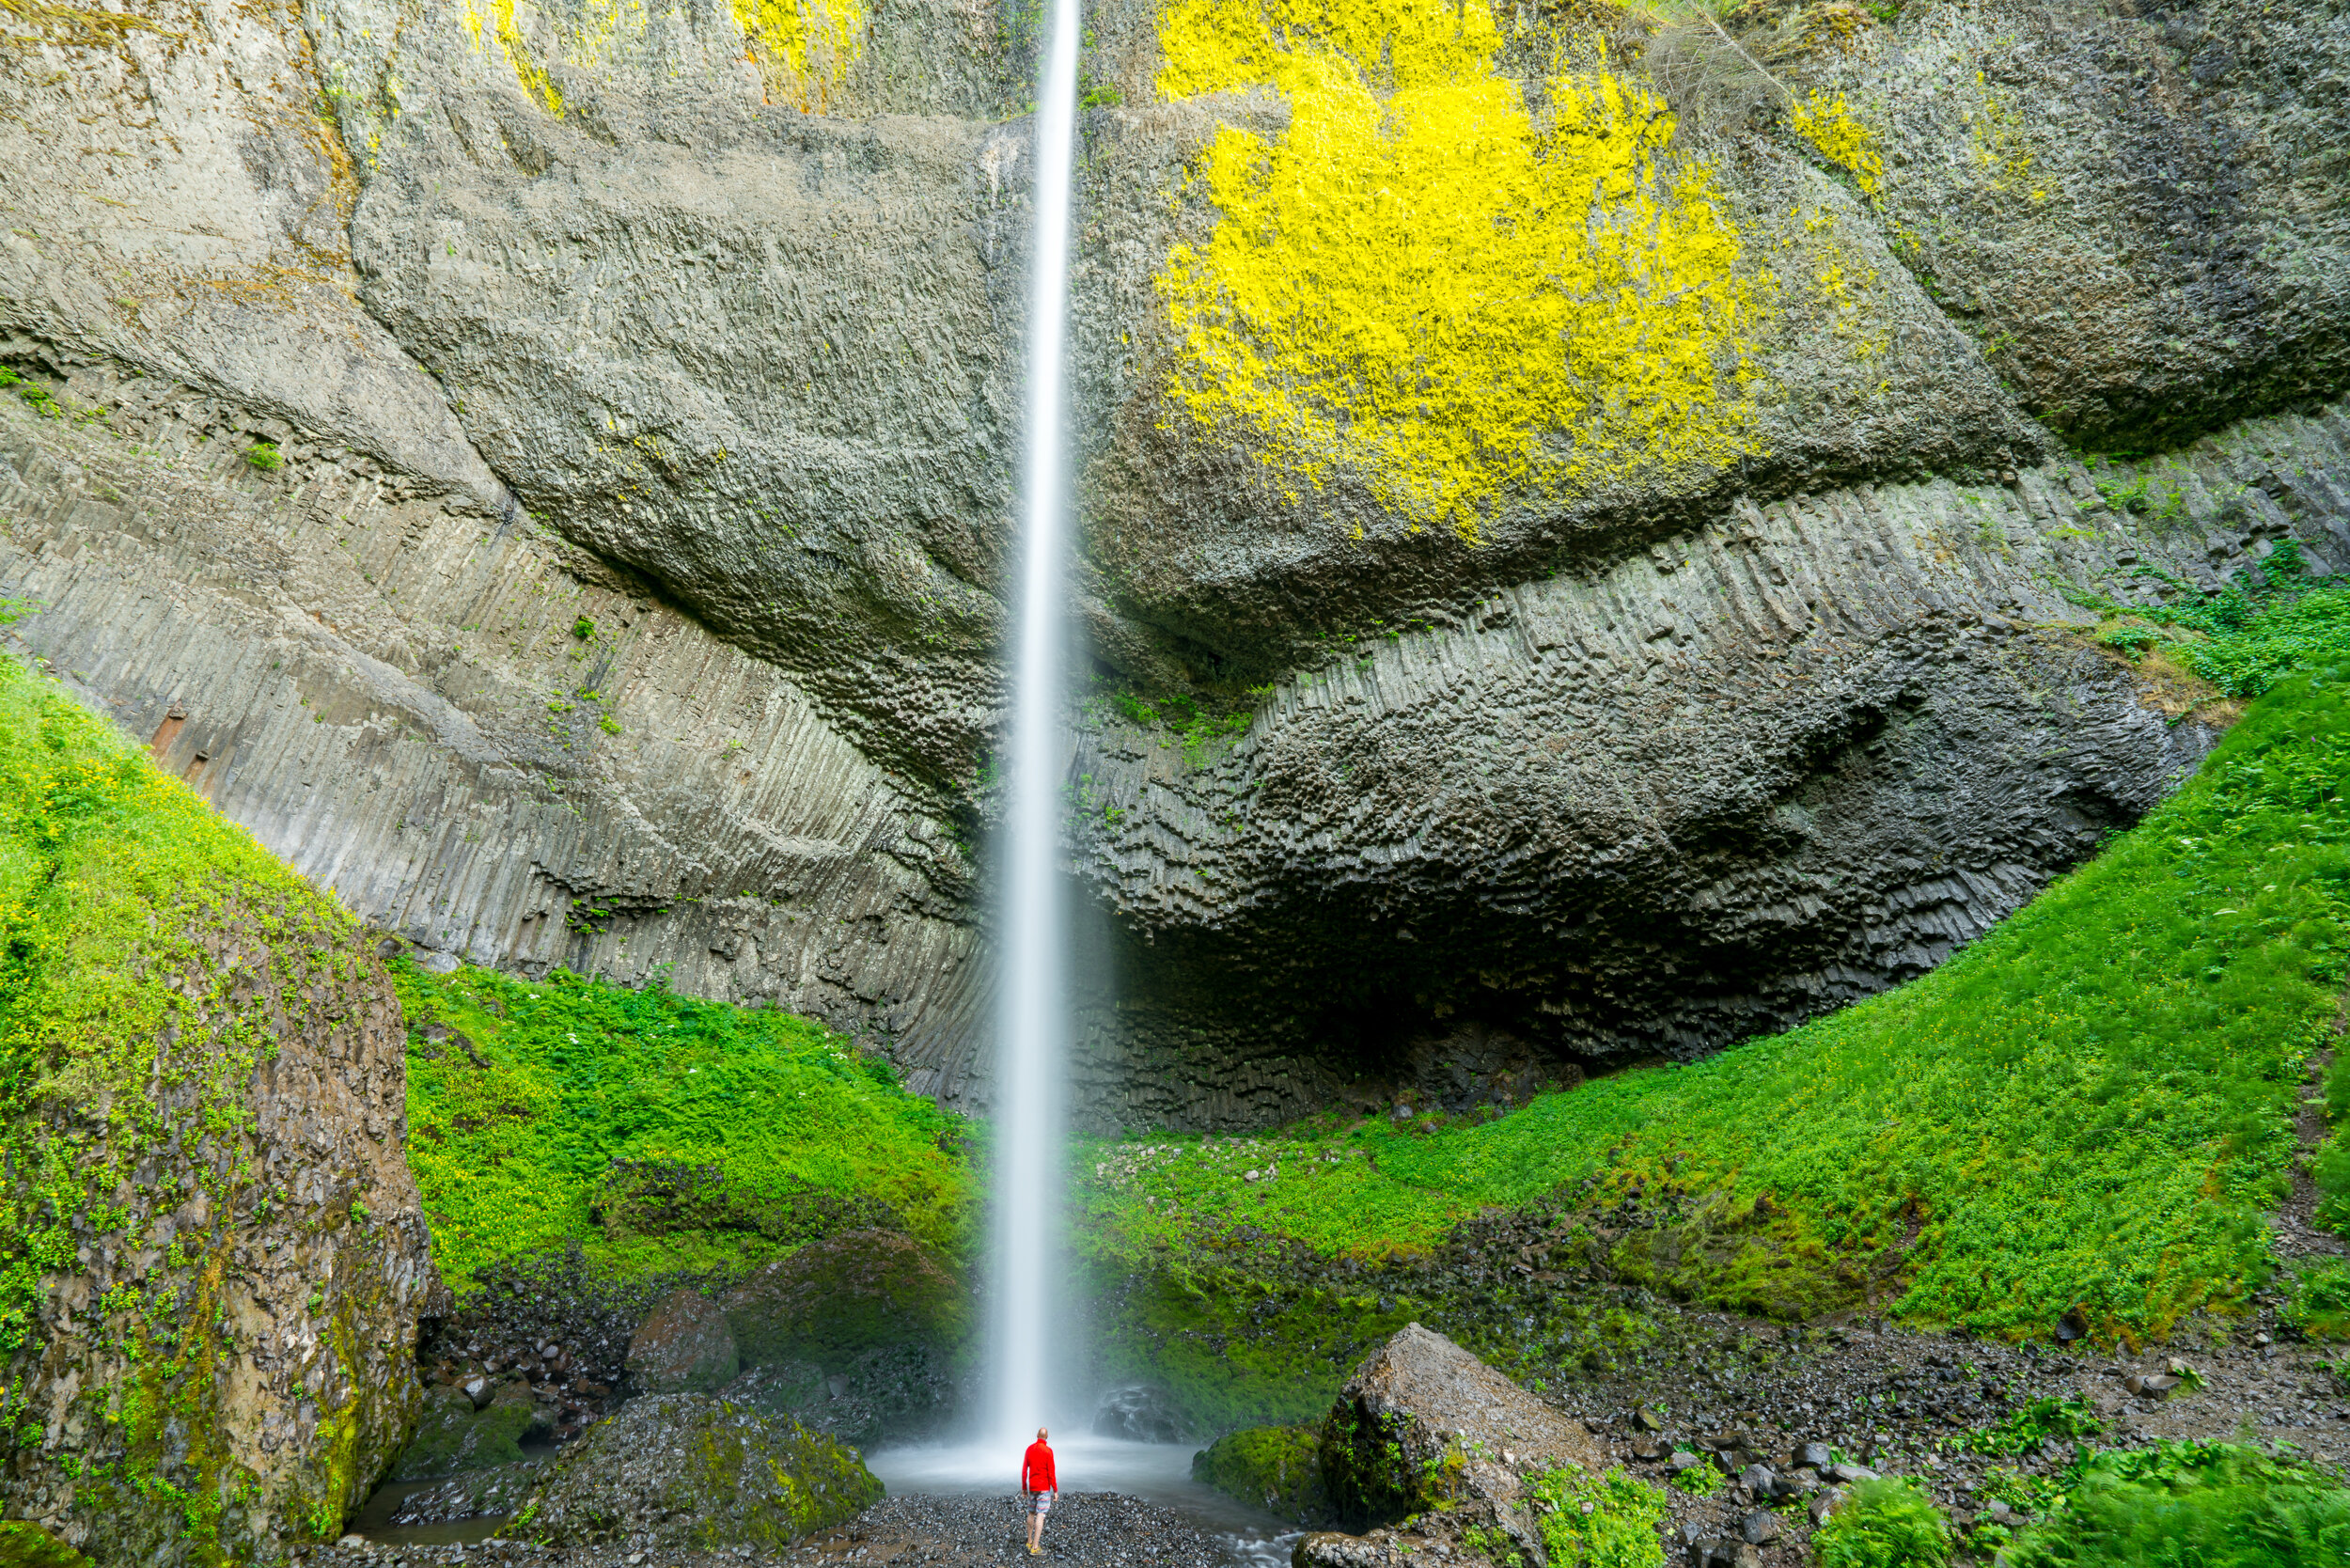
2,0,2347,1122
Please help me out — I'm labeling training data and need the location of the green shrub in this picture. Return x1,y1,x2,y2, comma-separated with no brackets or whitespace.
1814,1479,1952,1568
572,616,595,639
1528,1466,1668,1568
2282,1259,2350,1341
244,442,283,471
2003,1441,2350,1568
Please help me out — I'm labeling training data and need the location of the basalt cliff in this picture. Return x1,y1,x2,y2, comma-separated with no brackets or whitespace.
2,0,2345,1126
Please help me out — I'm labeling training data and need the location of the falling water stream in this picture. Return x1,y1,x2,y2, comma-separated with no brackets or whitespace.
986,0,1084,1451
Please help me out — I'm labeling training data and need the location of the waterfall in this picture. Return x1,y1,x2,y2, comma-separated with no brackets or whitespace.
986,0,1084,1450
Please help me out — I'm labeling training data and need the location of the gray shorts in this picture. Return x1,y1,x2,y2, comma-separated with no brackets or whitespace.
1029,1492,1054,1516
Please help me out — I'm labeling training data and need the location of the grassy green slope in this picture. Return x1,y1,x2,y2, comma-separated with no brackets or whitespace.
397,961,976,1293
1078,664,2350,1343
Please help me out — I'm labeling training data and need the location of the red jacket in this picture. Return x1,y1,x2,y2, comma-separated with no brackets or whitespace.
1023,1440,1057,1493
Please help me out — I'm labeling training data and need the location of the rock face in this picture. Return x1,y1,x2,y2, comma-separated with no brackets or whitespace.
5,0,2350,1123
0,663,432,1561
502,1394,883,1549
709,1229,968,1444
626,1290,742,1396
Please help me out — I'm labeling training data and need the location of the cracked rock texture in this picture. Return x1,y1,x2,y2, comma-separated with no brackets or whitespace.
1,0,2347,1122
0,901,434,1564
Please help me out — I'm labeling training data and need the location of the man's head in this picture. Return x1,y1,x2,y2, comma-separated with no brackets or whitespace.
1037,1427,1049,1443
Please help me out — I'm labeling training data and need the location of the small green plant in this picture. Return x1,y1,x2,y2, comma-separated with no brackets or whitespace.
1669,1461,1722,1496
244,443,283,472
1528,1466,1668,1568
1813,1478,1951,1568
2280,1258,2350,1340
1079,79,1123,108
598,715,622,736
1960,1397,2105,1456
2093,623,2164,660
572,617,595,640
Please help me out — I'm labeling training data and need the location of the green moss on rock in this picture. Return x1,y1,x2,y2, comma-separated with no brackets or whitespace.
721,1229,966,1370
0,1521,90,1568
1191,1425,1329,1526
392,1384,550,1481
502,1393,881,1549
0,655,431,1562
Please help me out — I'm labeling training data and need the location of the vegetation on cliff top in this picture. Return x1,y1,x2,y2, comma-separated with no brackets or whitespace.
1079,657,2350,1346
397,960,975,1293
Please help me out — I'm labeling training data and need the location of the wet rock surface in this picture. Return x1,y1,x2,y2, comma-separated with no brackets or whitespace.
389,1464,546,1526
504,1394,882,1550
629,1291,743,1396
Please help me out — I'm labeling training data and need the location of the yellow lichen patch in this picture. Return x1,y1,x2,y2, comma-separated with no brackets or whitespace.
729,0,863,110
1786,87,1882,197
463,0,568,116
1966,75,2044,203
1154,0,1767,544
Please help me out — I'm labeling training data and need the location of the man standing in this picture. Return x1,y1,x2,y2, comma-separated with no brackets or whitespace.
1021,1426,1058,1556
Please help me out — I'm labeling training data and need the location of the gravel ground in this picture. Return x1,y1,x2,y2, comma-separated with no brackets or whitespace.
312,1494,1255,1568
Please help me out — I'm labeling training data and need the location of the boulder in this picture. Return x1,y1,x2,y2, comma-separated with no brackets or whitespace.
626,1290,741,1395
721,1230,966,1369
0,666,431,1564
391,1383,551,1481
1318,1324,1606,1529
1094,1384,1186,1443
716,1342,958,1449
500,1394,882,1550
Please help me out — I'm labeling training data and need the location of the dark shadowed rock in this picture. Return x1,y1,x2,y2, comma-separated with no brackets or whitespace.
1094,1384,1186,1443
500,1393,880,1549
626,1289,740,1395
722,1230,966,1368
393,1382,551,1480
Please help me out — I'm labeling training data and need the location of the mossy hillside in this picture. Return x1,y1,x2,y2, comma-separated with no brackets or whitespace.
0,654,420,1562
1078,663,2350,1356
396,959,976,1293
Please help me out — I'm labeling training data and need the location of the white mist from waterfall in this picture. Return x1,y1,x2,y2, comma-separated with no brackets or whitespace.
986,0,1084,1452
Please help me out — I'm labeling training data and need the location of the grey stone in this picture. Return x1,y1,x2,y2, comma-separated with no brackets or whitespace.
625,1291,740,1396
1792,1442,1834,1471
1741,1511,1781,1545
505,1394,880,1548
1738,1464,1777,1497
1828,1464,1881,1484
